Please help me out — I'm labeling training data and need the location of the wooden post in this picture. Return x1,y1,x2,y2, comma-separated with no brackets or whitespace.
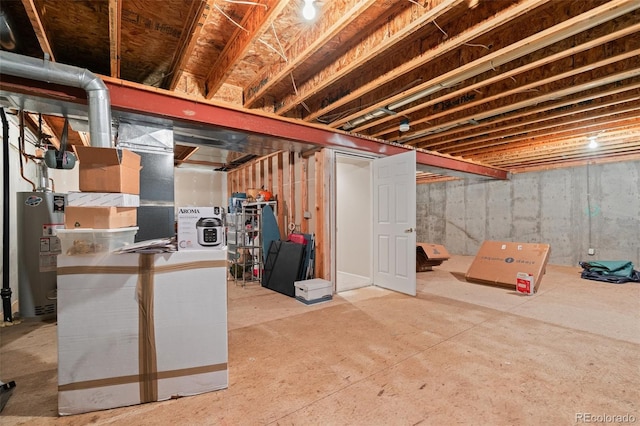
301,156,308,234
288,151,295,233
314,151,324,279
243,165,249,192
277,152,285,237
267,156,273,193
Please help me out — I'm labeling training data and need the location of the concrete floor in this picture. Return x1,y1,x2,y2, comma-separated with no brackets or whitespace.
1,255,639,425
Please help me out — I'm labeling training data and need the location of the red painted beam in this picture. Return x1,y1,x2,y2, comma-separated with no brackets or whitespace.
102,78,508,179
0,74,508,179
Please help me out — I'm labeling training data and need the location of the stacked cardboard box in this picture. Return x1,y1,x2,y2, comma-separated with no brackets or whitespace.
65,147,141,230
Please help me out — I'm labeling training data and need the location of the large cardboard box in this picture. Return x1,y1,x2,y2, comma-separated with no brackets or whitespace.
65,206,137,229
74,146,141,194
56,250,228,415
465,241,551,292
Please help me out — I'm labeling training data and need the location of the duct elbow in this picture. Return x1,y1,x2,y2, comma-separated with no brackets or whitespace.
78,68,108,93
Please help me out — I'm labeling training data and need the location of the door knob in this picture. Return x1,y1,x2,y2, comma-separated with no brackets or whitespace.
404,227,414,233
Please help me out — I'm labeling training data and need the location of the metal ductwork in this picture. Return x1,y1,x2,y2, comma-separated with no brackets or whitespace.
0,51,112,147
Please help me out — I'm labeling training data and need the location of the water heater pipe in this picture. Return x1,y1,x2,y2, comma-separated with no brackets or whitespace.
1,108,13,322
0,51,113,148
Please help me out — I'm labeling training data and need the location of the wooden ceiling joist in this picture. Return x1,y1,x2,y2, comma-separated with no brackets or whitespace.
364,19,640,138
470,119,640,162
3,0,639,173
274,0,466,117
204,0,286,98
410,81,640,151
443,102,640,156
413,80,640,148
20,0,55,61
408,66,640,149
108,0,122,78
328,0,639,134
243,0,382,108
401,47,640,147
319,0,551,128
167,0,212,91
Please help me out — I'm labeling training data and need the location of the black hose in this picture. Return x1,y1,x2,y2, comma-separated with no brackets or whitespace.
1,108,12,322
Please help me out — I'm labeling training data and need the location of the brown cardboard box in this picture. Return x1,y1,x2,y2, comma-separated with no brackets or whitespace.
65,206,137,229
74,146,141,194
416,243,450,271
465,241,551,292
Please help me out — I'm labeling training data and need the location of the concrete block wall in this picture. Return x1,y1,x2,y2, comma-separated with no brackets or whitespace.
416,160,640,267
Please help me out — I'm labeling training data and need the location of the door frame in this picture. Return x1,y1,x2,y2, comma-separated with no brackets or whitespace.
329,149,378,293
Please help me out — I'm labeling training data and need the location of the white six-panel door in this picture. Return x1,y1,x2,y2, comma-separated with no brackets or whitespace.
372,150,417,296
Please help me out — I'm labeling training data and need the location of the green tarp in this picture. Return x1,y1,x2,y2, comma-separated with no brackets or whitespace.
579,260,640,283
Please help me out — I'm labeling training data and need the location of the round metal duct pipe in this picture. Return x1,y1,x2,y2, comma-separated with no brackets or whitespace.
0,51,113,148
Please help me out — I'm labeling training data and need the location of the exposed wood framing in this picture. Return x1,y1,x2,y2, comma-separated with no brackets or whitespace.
0,75,507,179
21,0,55,61
301,156,308,234
453,104,640,158
251,161,256,189
314,150,325,279
511,152,640,174
422,80,640,152
325,0,612,131
23,113,58,150
108,0,122,78
404,49,640,147
168,0,212,90
277,152,285,237
288,151,295,230
476,119,640,165
411,67,640,149
244,0,381,107
363,20,640,137
5,0,639,175
276,0,466,116
267,155,273,195
204,0,286,98
43,115,85,148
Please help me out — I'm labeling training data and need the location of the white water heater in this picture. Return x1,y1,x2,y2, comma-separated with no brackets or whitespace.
17,191,66,319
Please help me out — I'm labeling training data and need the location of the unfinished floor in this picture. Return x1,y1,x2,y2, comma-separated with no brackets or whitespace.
2,255,639,425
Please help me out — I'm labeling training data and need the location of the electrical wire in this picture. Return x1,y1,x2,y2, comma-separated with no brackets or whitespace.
270,22,287,63
214,3,249,33
289,72,311,113
432,20,448,39
223,0,268,8
258,39,288,62
432,19,489,50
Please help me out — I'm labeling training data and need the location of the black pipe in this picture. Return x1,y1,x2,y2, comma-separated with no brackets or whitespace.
1,108,12,323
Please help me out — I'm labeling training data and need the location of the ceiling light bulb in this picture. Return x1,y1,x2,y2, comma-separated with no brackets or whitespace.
399,119,410,132
588,138,598,149
302,0,315,20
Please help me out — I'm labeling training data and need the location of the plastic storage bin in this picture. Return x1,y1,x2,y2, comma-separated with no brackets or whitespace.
57,227,138,255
